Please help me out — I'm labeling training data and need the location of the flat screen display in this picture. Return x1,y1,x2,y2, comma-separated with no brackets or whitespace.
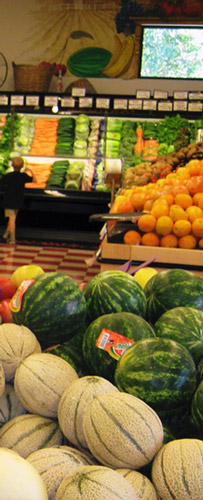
139,26,203,79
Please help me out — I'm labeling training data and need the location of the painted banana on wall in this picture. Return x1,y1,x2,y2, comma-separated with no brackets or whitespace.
102,35,135,78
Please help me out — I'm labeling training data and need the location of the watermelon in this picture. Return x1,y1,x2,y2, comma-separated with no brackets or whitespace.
114,337,197,417
197,358,203,383
144,268,203,324
48,330,88,377
11,272,87,349
83,270,147,324
191,379,203,435
82,311,156,382
154,306,203,365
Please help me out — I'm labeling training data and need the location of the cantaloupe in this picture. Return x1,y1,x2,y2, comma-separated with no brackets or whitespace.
58,375,118,450
14,352,78,418
0,383,26,427
0,447,48,500
117,468,159,500
83,392,164,469
151,438,203,500
0,361,5,397
0,323,41,381
27,445,96,500
55,465,139,500
0,413,64,458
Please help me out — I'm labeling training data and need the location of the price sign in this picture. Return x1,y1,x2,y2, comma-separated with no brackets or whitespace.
61,97,75,108
0,95,8,105
158,101,173,111
143,99,157,110
96,98,110,109
128,99,142,110
173,101,188,112
72,87,86,97
44,96,58,106
113,99,128,110
26,96,40,106
10,95,24,106
79,97,93,108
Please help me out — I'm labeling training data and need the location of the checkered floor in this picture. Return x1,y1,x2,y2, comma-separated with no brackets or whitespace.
0,243,100,284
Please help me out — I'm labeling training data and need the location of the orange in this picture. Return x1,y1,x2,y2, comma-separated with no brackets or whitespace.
174,193,193,209
173,219,192,237
156,216,173,236
192,218,203,238
187,161,202,177
198,197,203,211
123,230,141,245
178,234,197,249
143,199,154,211
159,194,174,206
186,175,203,195
150,201,169,219
160,234,178,248
193,192,203,206
169,204,188,222
198,238,203,249
137,214,156,233
141,232,160,246
186,205,203,223
130,191,146,211
114,198,135,214
172,184,190,196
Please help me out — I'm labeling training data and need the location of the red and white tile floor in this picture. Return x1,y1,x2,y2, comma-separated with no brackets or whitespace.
0,243,100,285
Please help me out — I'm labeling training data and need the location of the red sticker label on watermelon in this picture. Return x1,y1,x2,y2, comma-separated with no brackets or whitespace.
10,279,35,313
96,328,135,360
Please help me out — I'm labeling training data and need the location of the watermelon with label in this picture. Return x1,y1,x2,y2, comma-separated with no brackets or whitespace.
114,337,197,417
82,311,155,382
154,306,203,365
83,270,147,324
144,269,203,324
191,379,203,435
11,272,87,349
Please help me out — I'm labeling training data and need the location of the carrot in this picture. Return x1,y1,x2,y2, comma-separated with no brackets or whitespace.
143,139,159,161
134,126,144,154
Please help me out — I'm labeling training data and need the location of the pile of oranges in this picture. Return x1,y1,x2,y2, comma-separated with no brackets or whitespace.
110,159,203,249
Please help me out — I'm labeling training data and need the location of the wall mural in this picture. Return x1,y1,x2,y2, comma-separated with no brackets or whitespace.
0,0,202,91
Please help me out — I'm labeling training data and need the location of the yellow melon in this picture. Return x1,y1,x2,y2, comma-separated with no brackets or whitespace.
83,391,164,469
55,465,139,500
0,323,41,382
58,375,118,450
151,438,203,500
117,468,159,499
14,352,78,418
27,445,96,500
0,413,64,458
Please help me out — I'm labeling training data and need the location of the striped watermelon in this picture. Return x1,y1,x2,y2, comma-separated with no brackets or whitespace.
154,306,203,365
144,269,203,324
82,312,155,382
11,272,87,349
0,413,64,458
114,337,197,417
55,465,139,500
197,358,203,383
83,270,147,324
48,330,88,377
191,380,203,435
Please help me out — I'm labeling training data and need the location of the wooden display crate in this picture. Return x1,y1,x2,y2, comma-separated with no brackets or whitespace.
100,238,203,278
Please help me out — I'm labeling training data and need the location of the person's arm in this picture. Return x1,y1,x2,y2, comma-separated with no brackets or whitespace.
25,168,37,183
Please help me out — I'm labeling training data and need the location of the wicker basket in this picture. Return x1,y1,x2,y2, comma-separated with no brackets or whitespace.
12,62,56,92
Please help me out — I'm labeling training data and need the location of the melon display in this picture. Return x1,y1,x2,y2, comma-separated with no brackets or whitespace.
83,391,164,469
48,329,88,377
0,413,64,458
151,438,203,500
154,306,203,365
58,375,118,450
0,447,48,500
83,270,147,323
27,445,96,500
0,362,5,398
14,352,78,418
116,469,159,500
55,465,139,500
0,323,41,381
0,383,27,427
11,272,87,348
114,337,197,416
144,269,203,323
82,311,155,382
191,379,203,434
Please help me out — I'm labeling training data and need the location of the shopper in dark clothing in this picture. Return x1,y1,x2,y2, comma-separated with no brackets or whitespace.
0,156,35,244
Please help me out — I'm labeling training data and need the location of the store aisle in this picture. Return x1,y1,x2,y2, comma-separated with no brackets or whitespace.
0,243,100,284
